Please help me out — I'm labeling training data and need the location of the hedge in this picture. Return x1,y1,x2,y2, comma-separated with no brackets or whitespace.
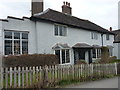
3,54,59,67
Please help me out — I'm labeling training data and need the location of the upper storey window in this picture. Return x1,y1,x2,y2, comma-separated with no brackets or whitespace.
106,34,110,40
91,32,98,40
54,24,67,36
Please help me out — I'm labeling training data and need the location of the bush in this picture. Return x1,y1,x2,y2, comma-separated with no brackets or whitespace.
99,47,110,63
3,54,59,67
76,59,87,64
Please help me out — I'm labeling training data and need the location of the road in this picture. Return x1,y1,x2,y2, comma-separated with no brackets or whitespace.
65,77,119,88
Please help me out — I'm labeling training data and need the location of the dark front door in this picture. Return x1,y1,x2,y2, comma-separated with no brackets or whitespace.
74,48,92,64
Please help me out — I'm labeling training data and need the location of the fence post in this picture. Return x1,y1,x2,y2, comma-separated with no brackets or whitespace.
42,65,48,88
115,63,117,75
0,67,3,89
10,67,13,87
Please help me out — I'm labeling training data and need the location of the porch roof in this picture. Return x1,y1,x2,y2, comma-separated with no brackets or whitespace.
72,43,93,49
52,43,70,49
92,45,101,48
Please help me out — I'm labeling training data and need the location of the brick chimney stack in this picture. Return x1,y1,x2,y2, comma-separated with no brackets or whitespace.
31,0,44,16
62,1,72,15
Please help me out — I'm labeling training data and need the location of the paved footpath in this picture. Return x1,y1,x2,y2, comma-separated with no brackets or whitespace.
65,77,119,88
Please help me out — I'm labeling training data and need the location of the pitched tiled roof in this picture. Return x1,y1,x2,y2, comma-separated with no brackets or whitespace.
30,8,114,34
112,30,120,43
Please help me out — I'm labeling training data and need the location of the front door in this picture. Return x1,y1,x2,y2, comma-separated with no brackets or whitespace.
74,48,92,64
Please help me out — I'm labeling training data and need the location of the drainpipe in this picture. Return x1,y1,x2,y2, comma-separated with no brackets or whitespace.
101,33,103,47
35,19,38,53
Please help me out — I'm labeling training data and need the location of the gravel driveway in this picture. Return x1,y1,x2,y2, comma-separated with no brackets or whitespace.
65,77,119,88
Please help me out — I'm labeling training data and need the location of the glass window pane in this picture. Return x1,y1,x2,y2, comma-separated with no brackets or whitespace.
5,31,12,39
55,25,58,36
64,27,67,36
14,40,20,55
14,32,20,39
66,50,70,63
93,49,96,58
62,50,65,64
106,34,109,40
59,26,63,36
55,50,60,64
91,32,94,39
22,33,28,39
5,40,12,55
22,41,28,54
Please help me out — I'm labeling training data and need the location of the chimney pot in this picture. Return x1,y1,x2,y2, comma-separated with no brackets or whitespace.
109,27,112,31
68,3,70,7
62,1,72,15
66,2,68,6
63,1,65,5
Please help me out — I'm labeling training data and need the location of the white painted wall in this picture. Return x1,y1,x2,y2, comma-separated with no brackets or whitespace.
1,18,115,64
2,17,37,55
103,34,114,46
113,43,119,59
35,21,114,64
36,21,114,53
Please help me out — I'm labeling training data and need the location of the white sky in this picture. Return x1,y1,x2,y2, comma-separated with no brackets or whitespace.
0,0,119,30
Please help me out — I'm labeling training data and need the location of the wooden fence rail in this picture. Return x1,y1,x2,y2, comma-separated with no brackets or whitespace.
0,63,118,88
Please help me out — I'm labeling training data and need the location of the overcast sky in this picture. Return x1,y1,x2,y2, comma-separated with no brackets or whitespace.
0,0,119,30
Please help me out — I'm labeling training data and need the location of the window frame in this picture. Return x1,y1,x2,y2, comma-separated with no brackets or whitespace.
4,30,29,55
106,34,110,40
91,32,98,40
54,49,70,64
54,24,67,36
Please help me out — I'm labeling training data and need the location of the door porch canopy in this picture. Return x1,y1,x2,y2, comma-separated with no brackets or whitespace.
72,43,93,49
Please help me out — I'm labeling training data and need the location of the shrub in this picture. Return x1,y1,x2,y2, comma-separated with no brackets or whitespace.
99,47,110,63
76,59,87,64
3,54,59,67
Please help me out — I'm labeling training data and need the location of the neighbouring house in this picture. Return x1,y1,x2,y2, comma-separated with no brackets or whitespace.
0,0,115,64
113,30,120,59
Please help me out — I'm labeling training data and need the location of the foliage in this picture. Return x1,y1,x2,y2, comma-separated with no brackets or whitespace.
76,59,87,64
109,59,120,63
99,47,110,63
3,54,59,67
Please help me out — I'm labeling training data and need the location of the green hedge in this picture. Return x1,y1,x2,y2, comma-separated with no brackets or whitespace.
3,54,59,67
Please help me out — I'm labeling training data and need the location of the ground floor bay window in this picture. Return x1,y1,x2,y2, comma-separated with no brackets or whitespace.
52,43,71,64
92,48,101,59
4,31,28,55
55,49,70,64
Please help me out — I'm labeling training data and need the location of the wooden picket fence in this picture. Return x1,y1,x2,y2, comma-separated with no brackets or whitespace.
0,63,118,88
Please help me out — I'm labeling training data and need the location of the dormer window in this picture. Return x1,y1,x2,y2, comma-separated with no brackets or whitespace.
54,24,67,36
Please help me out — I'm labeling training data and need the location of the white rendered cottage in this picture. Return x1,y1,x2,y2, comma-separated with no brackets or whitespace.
0,0,115,64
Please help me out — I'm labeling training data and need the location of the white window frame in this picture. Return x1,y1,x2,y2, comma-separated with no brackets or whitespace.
91,32,98,40
54,49,70,64
54,24,67,36
4,31,28,55
106,34,110,40
92,48,101,59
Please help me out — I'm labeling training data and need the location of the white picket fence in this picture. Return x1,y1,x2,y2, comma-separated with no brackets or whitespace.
0,63,118,88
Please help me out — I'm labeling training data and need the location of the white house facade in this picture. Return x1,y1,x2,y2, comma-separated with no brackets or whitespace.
0,0,115,64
